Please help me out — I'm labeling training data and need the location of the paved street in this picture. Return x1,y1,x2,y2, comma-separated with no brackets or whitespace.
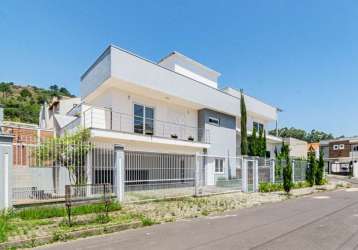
39,188,358,250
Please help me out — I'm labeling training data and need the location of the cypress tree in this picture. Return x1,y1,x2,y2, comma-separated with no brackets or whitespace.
263,131,267,157
315,151,324,185
283,153,292,194
249,126,258,156
307,153,316,186
240,90,248,155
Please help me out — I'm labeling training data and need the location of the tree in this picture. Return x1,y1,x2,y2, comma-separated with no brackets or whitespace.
269,127,334,143
283,153,293,194
249,126,258,156
263,131,267,157
240,90,248,155
0,83,12,99
59,87,72,97
307,152,317,186
35,129,92,186
20,88,32,98
315,151,324,185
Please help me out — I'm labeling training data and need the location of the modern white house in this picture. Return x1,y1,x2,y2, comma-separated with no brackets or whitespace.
41,45,283,187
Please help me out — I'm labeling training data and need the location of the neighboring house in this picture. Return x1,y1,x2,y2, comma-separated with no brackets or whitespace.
283,137,308,159
320,137,358,173
0,119,54,167
308,142,320,158
57,45,282,185
39,96,81,135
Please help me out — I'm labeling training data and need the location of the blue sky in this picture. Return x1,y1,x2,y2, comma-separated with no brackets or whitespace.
1,0,357,136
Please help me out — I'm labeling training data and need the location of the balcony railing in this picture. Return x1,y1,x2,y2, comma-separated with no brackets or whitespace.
83,107,210,144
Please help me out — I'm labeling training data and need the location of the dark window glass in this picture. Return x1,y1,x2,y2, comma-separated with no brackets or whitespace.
145,107,154,135
134,104,144,134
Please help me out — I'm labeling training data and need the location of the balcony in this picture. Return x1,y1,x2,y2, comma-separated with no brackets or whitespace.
82,107,210,144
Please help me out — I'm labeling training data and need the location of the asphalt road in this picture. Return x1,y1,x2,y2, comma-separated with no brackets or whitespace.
38,188,358,250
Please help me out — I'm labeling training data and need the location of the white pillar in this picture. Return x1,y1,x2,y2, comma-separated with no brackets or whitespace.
241,158,248,192
271,159,275,184
86,148,93,196
114,145,125,202
292,160,295,183
0,134,13,209
194,152,201,196
254,158,259,192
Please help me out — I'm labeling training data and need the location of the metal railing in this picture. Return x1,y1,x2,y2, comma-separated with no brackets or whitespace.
83,106,210,144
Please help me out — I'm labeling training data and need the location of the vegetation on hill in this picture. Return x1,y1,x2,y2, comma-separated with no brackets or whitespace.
269,127,334,143
0,82,74,124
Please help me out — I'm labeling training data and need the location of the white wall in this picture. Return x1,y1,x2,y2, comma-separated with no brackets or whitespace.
84,88,199,141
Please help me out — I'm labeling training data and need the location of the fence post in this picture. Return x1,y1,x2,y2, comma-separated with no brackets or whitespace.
292,159,295,183
254,158,259,192
114,144,125,202
86,147,93,197
241,157,248,192
0,134,13,209
194,152,200,196
271,159,275,184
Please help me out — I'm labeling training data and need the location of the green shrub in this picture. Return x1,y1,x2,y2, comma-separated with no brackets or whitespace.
259,182,283,192
141,216,156,226
0,211,14,243
315,152,324,185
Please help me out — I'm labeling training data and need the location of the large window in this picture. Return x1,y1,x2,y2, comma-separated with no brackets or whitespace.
215,159,224,173
253,121,264,132
134,104,154,135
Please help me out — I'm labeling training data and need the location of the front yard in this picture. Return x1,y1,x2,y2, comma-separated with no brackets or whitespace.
0,179,350,249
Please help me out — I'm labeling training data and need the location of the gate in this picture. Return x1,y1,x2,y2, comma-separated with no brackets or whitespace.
123,151,196,202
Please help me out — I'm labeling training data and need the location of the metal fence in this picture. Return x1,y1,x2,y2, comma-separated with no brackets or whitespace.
10,135,313,205
11,137,116,205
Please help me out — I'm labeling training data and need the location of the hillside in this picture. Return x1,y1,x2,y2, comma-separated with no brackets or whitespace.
0,82,74,124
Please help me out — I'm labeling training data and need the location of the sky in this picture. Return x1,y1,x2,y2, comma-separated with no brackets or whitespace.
0,0,357,137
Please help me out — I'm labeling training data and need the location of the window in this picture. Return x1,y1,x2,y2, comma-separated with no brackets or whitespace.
215,159,224,173
333,145,339,150
339,144,345,150
353,145,358,152
208,117,220,126
253,122,264,132
134,104,154,135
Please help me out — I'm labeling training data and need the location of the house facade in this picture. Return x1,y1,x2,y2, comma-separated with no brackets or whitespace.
320,137,358,173
54,45,282,185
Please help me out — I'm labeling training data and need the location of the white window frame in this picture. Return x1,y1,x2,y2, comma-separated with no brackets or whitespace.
253,121,264,132
339,144,345,150
333,144,339,150
214,158,224,174
133,103,155,135
208,117,220,126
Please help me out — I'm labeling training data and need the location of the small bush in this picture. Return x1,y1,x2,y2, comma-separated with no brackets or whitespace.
259,182,283,192
95,214,110,224
141,216,155,226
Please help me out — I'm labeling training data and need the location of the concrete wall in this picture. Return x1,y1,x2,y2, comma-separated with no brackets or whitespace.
198,109,236,183
284,137,308,159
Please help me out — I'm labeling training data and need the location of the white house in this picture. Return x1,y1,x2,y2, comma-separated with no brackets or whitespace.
46,45,282,186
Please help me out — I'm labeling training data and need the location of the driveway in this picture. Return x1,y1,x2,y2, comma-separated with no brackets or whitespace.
38,188,358,250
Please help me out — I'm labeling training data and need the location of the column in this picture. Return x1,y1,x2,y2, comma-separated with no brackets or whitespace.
0,134,14,209
114,144,125,202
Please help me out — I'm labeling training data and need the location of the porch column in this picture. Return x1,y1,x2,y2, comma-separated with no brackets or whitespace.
114,144,125,202
0,134,13,209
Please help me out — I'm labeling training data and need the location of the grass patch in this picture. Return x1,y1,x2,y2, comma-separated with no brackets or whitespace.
140,216,156,226
16,201,122,220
